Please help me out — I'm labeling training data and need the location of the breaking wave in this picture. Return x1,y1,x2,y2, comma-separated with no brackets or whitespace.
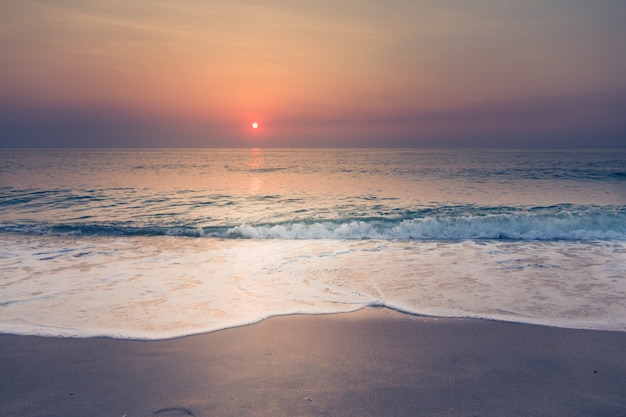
2,205,624,241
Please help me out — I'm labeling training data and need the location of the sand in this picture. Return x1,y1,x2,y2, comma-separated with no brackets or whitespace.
1,307,625,417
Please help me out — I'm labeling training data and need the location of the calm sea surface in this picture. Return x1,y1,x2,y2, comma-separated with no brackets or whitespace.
1,148,625,338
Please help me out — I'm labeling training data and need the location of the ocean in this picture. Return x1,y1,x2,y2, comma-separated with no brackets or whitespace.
1,148,625,339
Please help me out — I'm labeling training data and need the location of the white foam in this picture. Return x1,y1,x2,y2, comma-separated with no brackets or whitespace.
1,235,625,339
222,210,626,240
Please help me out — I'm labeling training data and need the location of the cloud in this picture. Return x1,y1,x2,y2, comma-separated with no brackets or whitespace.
0,104,233,148
4,90,623,148
264,90,626,147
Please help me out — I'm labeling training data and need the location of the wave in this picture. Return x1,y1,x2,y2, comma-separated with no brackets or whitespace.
2,206,624,241
225,213,626,241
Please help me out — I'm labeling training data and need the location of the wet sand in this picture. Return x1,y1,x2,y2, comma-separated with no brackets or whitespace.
1,307,625,417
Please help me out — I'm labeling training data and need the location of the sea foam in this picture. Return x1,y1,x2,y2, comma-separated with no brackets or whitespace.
2,205,624,241
1,235,625,339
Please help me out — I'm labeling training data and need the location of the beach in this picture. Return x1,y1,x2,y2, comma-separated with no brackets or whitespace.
1,149,625,416
3,0,626,413
2,307,625,417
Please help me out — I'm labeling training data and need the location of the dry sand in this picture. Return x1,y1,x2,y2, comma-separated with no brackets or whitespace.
1,307,625,417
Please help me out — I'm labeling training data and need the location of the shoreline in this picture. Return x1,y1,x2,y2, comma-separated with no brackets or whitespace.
2,307,625,416
3,304,626,341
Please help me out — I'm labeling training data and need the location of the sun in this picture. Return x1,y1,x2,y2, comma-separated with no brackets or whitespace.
251,122,259,129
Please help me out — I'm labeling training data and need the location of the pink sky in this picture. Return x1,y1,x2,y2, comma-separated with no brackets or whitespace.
1,0,625,147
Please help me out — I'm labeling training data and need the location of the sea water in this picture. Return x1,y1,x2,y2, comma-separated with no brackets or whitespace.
1,148,625,339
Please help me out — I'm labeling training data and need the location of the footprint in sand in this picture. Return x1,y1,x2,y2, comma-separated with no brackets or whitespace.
152,407,196,417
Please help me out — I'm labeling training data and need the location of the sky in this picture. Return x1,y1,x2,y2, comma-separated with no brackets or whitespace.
1,0,625,148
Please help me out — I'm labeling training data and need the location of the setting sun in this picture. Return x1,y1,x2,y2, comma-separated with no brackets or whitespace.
251,122,259,129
